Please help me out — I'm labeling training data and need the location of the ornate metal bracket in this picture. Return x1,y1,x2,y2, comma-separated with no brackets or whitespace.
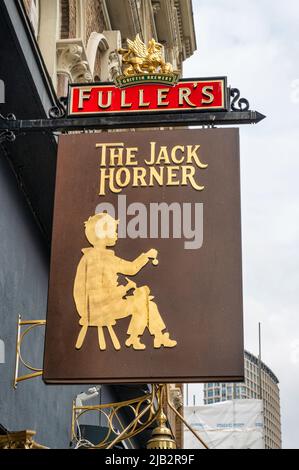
0,88,265,142
13,315,46,388
72,384,209,449
230,88,250,112
12,316,208,449
0,113,16,144
48,97,67,119
72,385,157,449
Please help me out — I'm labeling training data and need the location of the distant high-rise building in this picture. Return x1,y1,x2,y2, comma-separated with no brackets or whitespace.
203,350,281,449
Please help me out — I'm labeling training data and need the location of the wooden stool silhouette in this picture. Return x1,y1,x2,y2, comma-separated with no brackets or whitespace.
76,323,121,351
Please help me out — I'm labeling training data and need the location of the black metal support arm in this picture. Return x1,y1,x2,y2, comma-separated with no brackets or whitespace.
0,110,265,134
0,88,266,143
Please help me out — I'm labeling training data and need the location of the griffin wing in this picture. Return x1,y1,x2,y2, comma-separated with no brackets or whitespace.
127,34,148,59
151,51,163,61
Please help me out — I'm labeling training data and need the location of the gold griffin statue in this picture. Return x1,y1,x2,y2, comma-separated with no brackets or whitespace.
73,213,177,351
118,34,173,76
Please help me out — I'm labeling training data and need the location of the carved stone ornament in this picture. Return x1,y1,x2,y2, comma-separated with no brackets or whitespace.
57,39,93,83
0,430,48,449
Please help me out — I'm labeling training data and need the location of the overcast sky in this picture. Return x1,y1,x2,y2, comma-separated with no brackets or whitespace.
183,0,299,449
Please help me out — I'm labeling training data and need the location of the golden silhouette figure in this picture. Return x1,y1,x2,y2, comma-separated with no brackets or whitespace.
73,213,177,351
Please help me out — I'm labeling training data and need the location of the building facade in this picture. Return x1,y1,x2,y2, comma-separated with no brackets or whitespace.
23,0,196,95
0,0,196,449
203,350,282,449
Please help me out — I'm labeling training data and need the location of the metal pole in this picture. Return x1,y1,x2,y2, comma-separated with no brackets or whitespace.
0,111,266,135
258,322,262,400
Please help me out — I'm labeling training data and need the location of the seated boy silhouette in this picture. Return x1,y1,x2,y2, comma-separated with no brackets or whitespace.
73,213,177,351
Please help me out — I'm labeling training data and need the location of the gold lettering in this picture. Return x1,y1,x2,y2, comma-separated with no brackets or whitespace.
171,145,185,164
98,90,112,109
179,87,196,107
157,88,170,106
99,168,122,195
202,86,214,104
167,166,180,186
145,142,156,165
115,168,130,188
187,145,208,169
133,167,147,187
181,165,204,191
126,147,138,166
149,166,164,187
156,146,171,165
109,147,124,166
96,143,124,167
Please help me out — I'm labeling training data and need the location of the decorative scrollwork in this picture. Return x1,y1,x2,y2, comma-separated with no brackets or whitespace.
0,113,16,143
48,98,67,119
72,386,157,449
230,88,250,111
0,130,16,144
0,113,16,122
72,384,210,450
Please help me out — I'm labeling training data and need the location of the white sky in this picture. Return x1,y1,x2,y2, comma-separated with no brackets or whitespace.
183,0,299,449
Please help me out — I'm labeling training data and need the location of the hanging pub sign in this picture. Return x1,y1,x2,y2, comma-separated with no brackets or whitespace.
68,35,228,117
68,77,227,116
43,35,244,384
43,127,244,384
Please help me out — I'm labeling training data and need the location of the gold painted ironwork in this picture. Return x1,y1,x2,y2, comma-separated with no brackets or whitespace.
74,213,177,351
118,34,174,77
72,384,209,449
146,408,176,449
146,385,176,449
0,430,48,449
72,386,157,449
13,315,46,388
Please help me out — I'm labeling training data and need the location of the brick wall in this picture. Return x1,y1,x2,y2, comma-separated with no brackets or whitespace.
85,0,106,44
60,0,77,39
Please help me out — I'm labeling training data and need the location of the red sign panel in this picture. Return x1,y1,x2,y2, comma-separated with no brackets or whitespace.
68,77,227,116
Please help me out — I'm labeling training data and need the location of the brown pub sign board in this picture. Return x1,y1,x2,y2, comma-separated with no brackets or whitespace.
43,128,244,384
